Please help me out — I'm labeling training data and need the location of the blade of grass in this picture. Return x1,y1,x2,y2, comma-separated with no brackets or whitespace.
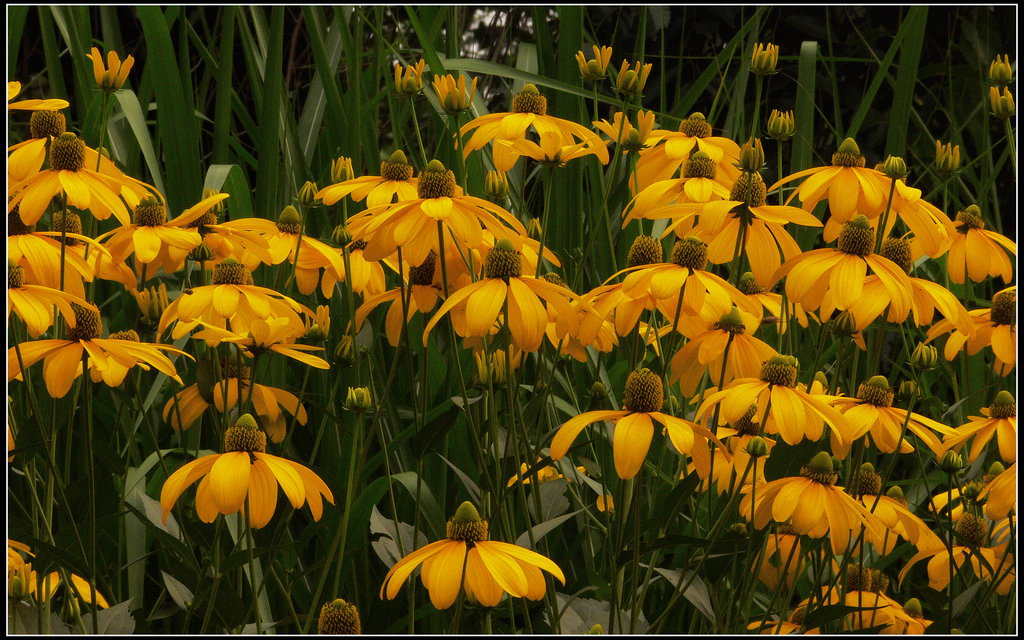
253,6,286,220
792,41,818,174
211,8,237,165
112,90,166,196
885,7,927,157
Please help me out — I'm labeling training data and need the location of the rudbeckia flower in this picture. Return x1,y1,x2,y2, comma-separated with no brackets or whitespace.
622,150,733,230
460,83,608,168
926,286,1016,375
550,368,725,479
431,72,478,115
7,81,69,111
848,465,943,554
593,109,657,155
85,47,135,92
771,215,913,320
492,129,604,171
335,237,388,297
940,390,1016,464
690,408,774,494
754,525,806,593
507,458,586,487
8,540,108,608
697,355,851,447
820,568,924,634
192,317,330,370
739,452,885,555
980,462,1016,521
316,150,420,209
898,511,1008,593
9,108,69,183
422,239,578,353
8,132,132,226
575,44,613,82
7,261,97,338
345,159,527,268
634,112,741,191
379,501,565,609
356,252,443,347
736,272,815,334
160,414,333,529
829,376,956,459
8,304,188,398
944,204,1016,284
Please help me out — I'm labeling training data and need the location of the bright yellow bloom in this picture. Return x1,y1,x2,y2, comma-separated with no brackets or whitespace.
355,252,442,347
613,59,653,96
926,286,1016,374
848,465,943,554
899,513,1013,594
316,150,420,209
980,462,1016,520
507,458,586,487
623,151,733,232
432,72,478,114
8,81,69,110
945,205,1016,284
736,272,815,334
380,501,565,609
739,452,885,555
8,540,108,608
85,46,135,92
593,109,657,154
160,414,333,529
7,208,106,299
394,59,426,97
940,390,1016,464
690,424,775,494
193,317,330,370
551,368,725,479
575,45,613,81
493,129,604,171
635,112,741,190
754,525,805,593
7,261,97,338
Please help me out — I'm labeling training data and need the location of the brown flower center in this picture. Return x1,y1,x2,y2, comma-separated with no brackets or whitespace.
52,210,82,246
133,197,167,227
669,236,708,270
317,599,361,635
49,132,86,172
760,355,798,387
990,290,1015,326
65,303,102,341
484,239,522,279
623,368,663,413
683,150,716,179
626,235,663,268
212,258,254,285
880,237,912,273
380,150,414,182
223,414,267,453
837,215,875,256
728,172,767,207
417,160,456,199
29,110,66,139
511,84,547,115
678,113,712,138
856,376,894,407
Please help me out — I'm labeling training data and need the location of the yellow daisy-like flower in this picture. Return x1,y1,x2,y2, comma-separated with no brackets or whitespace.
593,109,657,155
7,81,69,111
379,501,565,609
612,59,653,97
493,130,604,171
754,525,806,593
898,511,1010,593
739,451,885,555
355,251,442,347
575,45,613,82
772,215,913,319
7,261,97,338
980,462,1016,521
623,150,733,229
460,84,609,167
316,150,420,209
847,465,943,554
940,390,1016,464
507,458,586,487
736,272,815,334
7,207,107,299
421,240,578,353
926,286,1016,374
8,304,188,398
634,112,741,191
160,414,333,529
8,540,109,609
690,412,774,494
550,368,725,479
945,204,1016,284
85,46,135,92
393,59,426,96
431,72,478,115
829,376,956,459
192,317,330,370
697,355,851,447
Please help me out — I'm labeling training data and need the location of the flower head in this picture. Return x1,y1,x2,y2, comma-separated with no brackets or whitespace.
432,73,477,114
86,46,135,92
766,109,795,141
576,45,613,82
394,59,426,97
317,598,361,634
750,42,779,75
317,149,419,209
7,81,69,111
989,86,1015,119
935,139,961,173
613,59,653,97
988,54,1014,87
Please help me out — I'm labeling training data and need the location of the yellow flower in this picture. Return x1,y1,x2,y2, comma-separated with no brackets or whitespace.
940,390,1016,464
754,525,807,593
160,414,333,529
7,261,98,338
7,207,107,299
988,54,1014,87
750,42,779,75
690,424,775,494
989,85,1015,119
355,252,442,347
8,304,188,398
85,46,135,92
898,512,1011,593
935,139,961,173
8,540,109,608
945,204,1016,284
7,80,69,110
980,462,1016,521
394,59,426,97
193,317,330,370
766,109,795,141
575,45,613,81
635,112,741,191
380,501,565,609
739,452,885,555
317,150,420,209
431,73,478,114
507,458,585,487
593,109,657,154
848,466,943,554
736,272,815,334
613,59,653,97
493,130,604,171
926,286,1016,374
550,368,725,479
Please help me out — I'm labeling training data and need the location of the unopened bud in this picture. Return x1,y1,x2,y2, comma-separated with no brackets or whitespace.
345,387,374,412
910,342,938,370
485,170,509,200
939,450,964,474
765,109,795,141
297,180,320,208
988,54,1013,87
745,436,769,458
738,137,765,172
881,155,907,180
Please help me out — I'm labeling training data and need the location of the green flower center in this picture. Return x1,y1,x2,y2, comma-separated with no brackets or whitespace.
29,110,66,139
446,502,489,542
317,599,361,635
885,485,907,505
380,150,414,182
484,239,522,279
212,258,254,285
714,306,746,334
678,113,712,138
8,261,25,289
511,83,547,115
410,252,437,286
954,512,988,546
133,197,167,227
760,355,798,387
49,132,86,172
623,368,663,413
52,210,82,246
417,160,456,199
856,376,894,407
989,390,1015,419
223,414,267,453
65,303,102,341
955,205,985,232
990,291,1015,326
669,236,708,270
683,150,716,179
880,237,912,273
626,235,664,268
800,451,838,485
276,205,302,234
831,137,866,168
728,172,767,207
837,215,875,256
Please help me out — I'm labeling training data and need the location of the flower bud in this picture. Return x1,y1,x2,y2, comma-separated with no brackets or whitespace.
989,86,1015,119
394,59,426,98
897,380,919,402
881,155,907,180
484,170,509,200
935,140,961,173
988,54,1013,87
939,450,964,474
750,42,779,76
745,436,769,458
345,387,374,412
332,224,353,246
829,309,858,337
575,45,612,82
765,109,795,141
910,342,938,370
332,156,356,183
738,137,765,173
297,180,320,208
614,60,652,97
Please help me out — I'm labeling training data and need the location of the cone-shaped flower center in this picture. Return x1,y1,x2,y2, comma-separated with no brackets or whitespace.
133,197,167,227
224,413,267,453
800,451,838,485
885,484,907,506
678,112,712,138
669,236,708,270
880,237,912,273
417,159,456,199
837,215,875,256
954,512,988,546
760,355,798,387
845,564,887,593
852,463,882,497
446,501,489,542
484,239,522,279
714,306,746,334
541,272,566,287
903,598,923,619
728,171,767,207
990,291,1015,326
731,404,761,436
212,258,254,285
66,303,102,341
683,150,716,179
29,110,66,139
317,599,361,635
109,329,140,341
51,210,82,246
8,261,25,289
831,137,866,167
410,252,436,286
380,150,414,182
9,207,34,236
955,205,985,232
989,390,1015,419
623,368,663,413
49,132,86,172
276,205,302,234
626,235,664,268
737,272,765,295
512,83,547,115
857,376,894,407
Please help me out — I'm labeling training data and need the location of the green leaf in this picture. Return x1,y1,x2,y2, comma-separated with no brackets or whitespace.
113,90,166,195
204,164,254,221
